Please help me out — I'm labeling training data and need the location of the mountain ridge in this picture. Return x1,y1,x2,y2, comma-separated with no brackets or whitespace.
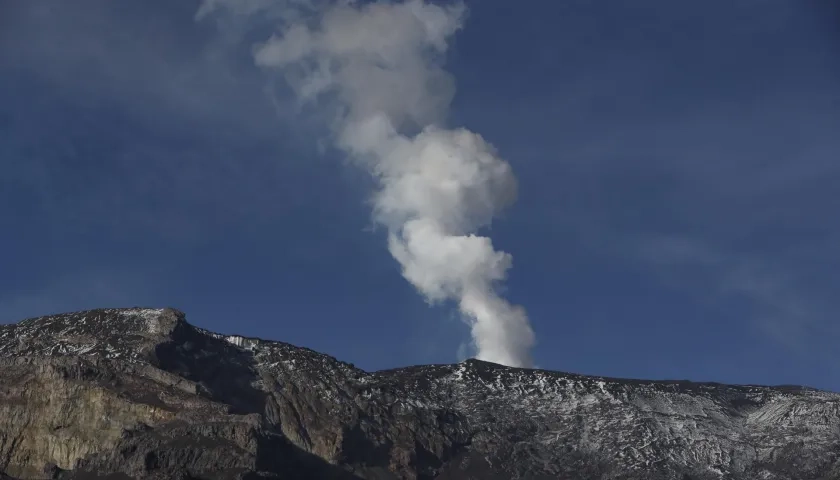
9,305,814,391
1,307,839,479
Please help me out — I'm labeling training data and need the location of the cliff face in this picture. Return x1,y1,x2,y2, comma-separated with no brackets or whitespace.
0,308,839,480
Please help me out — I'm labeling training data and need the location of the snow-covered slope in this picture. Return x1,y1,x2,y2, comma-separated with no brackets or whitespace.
1,308,838,479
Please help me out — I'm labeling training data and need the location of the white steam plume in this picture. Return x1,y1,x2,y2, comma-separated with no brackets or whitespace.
207,0,535,367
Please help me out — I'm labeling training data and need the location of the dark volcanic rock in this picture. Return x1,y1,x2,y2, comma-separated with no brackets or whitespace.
1,308,839,479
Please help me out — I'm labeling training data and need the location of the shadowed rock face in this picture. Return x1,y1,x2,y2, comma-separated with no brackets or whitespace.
1,308,839,479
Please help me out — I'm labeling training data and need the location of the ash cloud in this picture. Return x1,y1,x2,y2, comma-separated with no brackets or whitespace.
200,0,535,367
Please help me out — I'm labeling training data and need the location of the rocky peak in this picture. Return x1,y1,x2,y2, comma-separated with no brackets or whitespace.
0,308,186,362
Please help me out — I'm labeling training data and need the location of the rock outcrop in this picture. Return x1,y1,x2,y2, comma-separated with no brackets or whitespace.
1,308,839,479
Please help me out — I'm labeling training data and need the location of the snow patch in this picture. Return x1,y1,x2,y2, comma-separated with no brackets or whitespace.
224,335,258,351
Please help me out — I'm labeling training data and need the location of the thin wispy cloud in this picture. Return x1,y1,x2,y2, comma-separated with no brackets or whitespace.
0,1,334,243
635,234,836,353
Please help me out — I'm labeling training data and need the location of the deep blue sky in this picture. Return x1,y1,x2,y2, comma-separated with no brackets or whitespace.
1,0,839,389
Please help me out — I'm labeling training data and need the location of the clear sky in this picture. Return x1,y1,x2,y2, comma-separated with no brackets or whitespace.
1,0,839,389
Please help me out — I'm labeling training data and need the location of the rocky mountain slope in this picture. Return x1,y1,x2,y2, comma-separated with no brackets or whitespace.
1,308,839,479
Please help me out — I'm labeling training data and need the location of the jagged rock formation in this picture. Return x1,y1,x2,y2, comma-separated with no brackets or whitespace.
1,308,839,479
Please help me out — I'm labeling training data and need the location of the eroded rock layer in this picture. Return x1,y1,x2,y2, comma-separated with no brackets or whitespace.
1,308,838,479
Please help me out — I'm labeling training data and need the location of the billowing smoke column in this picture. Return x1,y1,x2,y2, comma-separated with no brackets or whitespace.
208,0,535,367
